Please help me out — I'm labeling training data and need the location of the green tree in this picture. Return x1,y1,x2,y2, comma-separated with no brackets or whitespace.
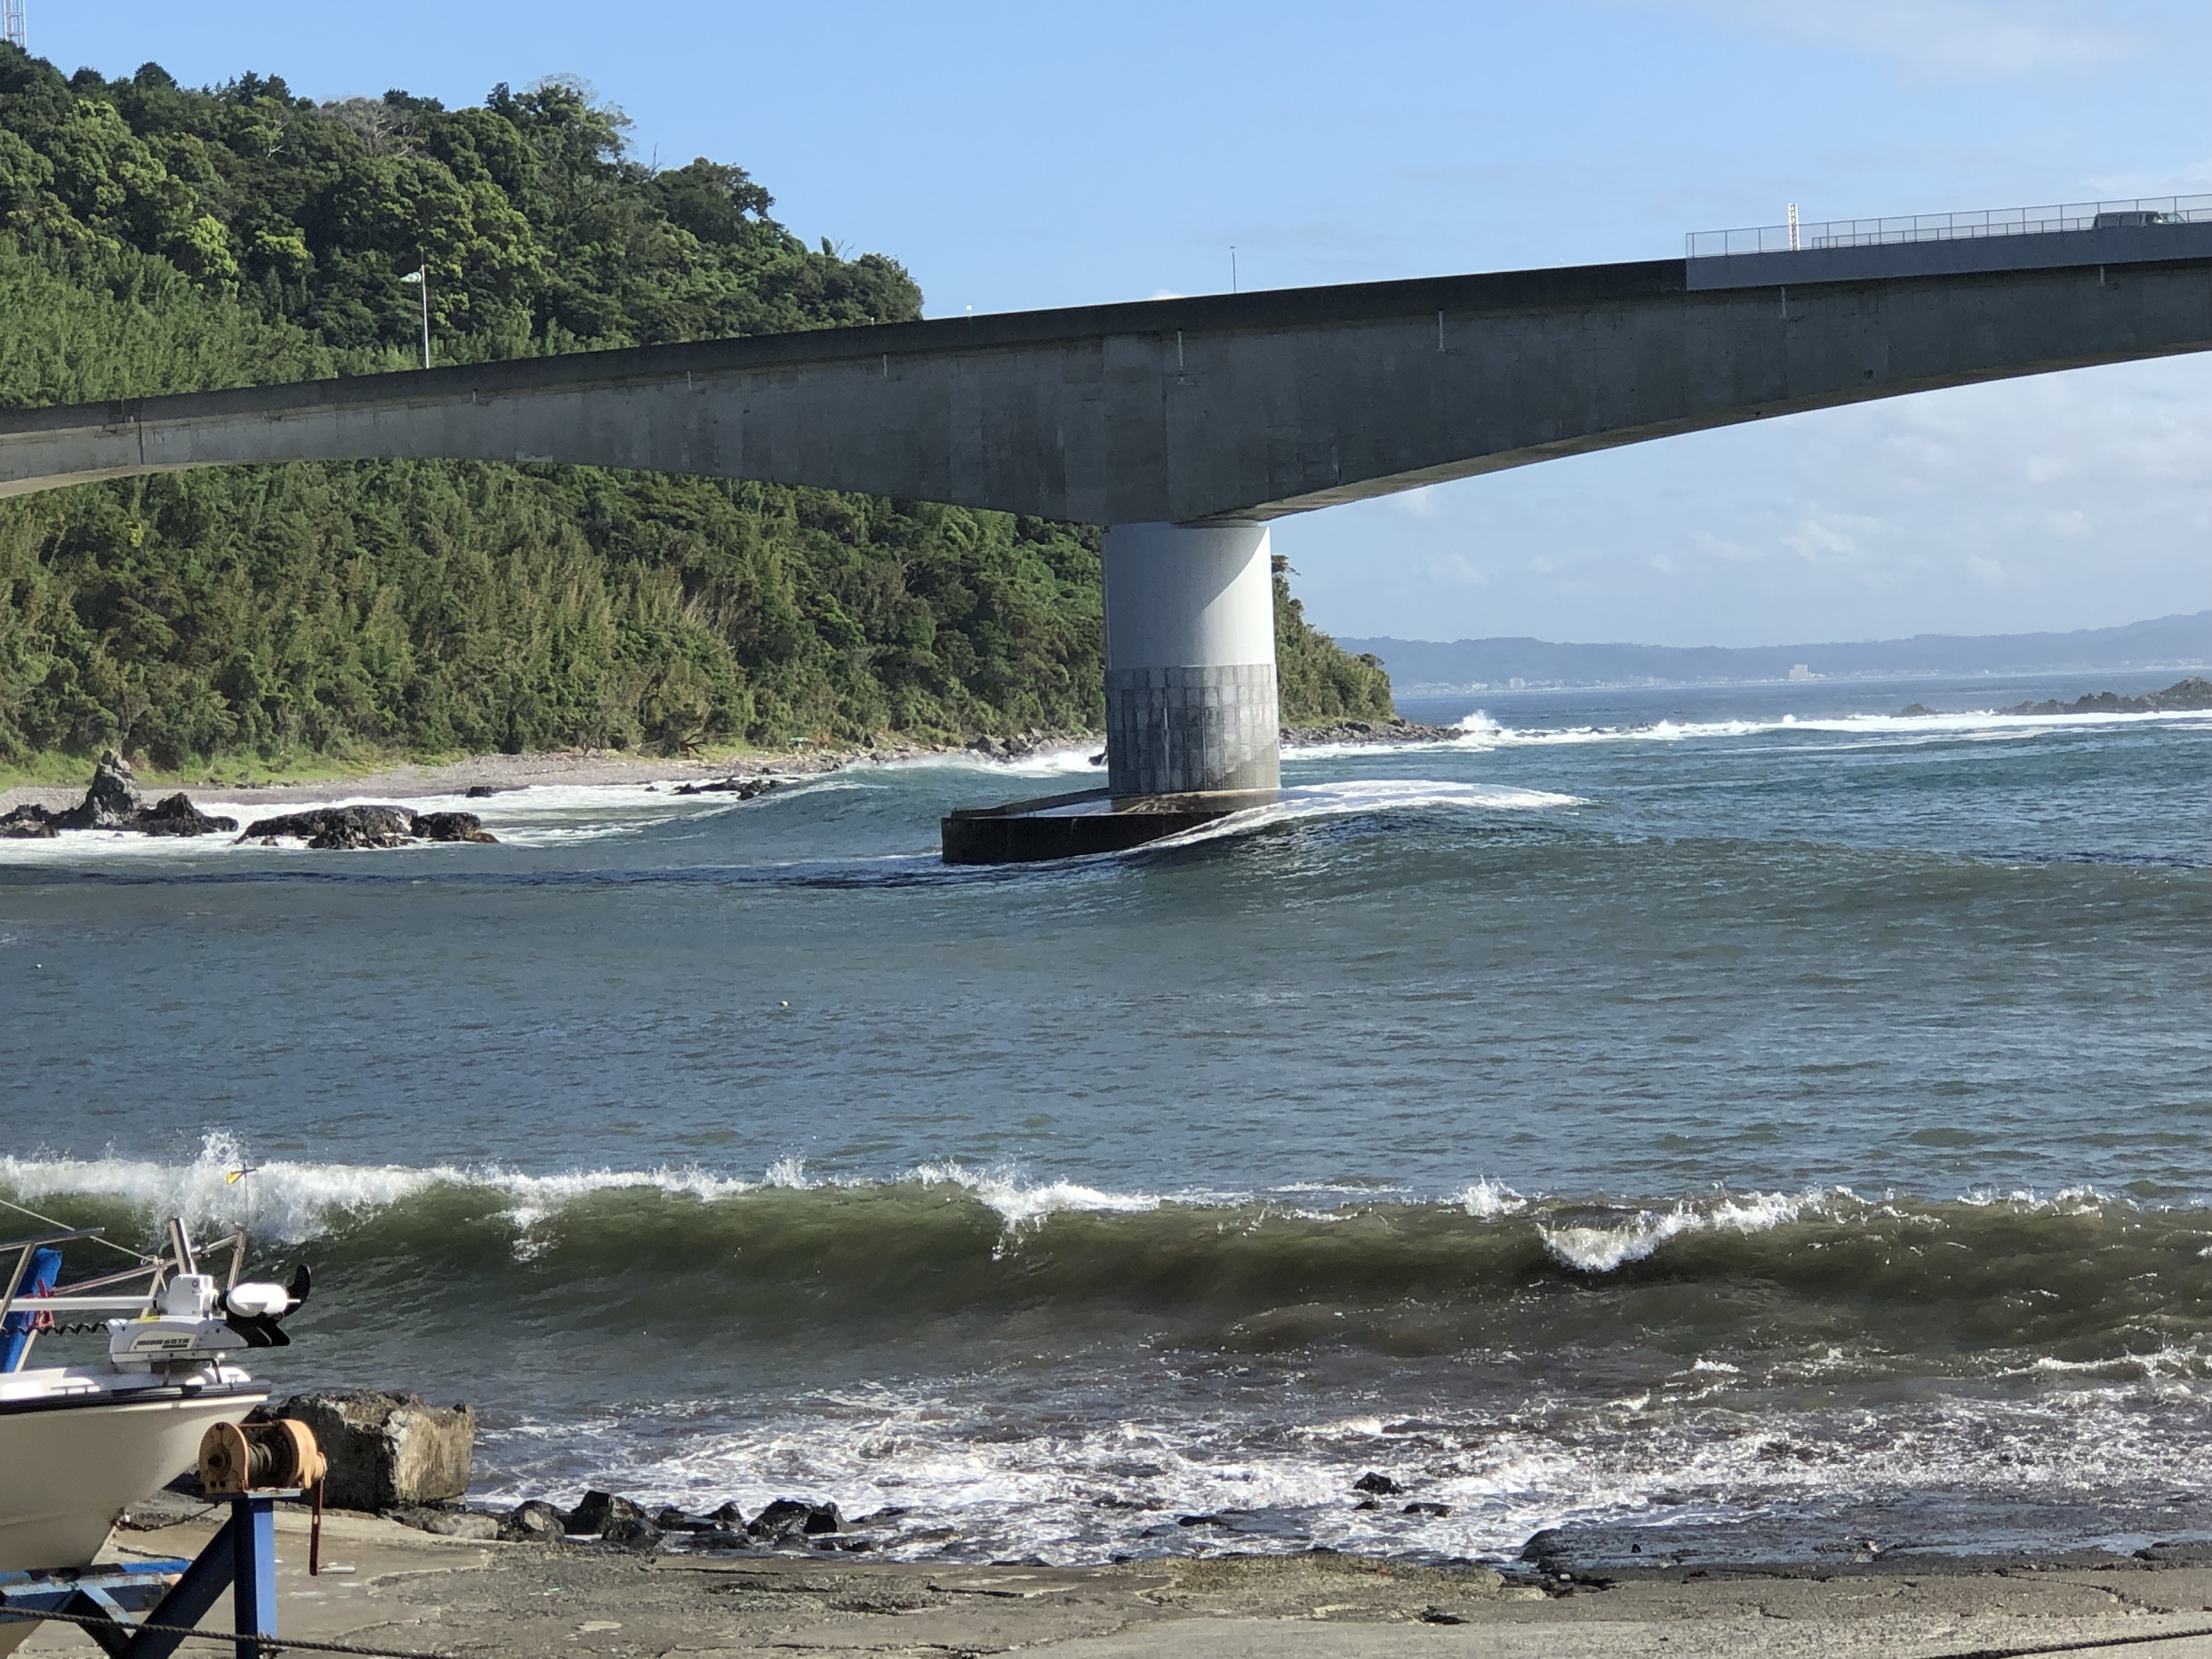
0,42,1384,774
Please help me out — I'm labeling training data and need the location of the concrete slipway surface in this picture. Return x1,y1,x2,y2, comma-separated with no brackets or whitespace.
25,1503,2212,1659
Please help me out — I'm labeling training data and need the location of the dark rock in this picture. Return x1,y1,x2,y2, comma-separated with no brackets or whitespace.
501,1499,568,1542
847,1506,910,1527
133,793,239,837
747,1498,840,1540
648,1506,727,1533
412,811,497,844
1520,1527,1570,1566
274,1391,475,1511
1403,1500,1451,1517
709,1500,747,1529
462,785,504,799
567,1491,646,1535
242,805,415,849
52,751,143,830
1353,1471,1403,1495
0,807,57,839
1418,1607,1468,1625
1280,718,1458,748
672,778,776,800
1173,1509,1310,1539
1999,676,2212,718
601,1516,663,1550
1896,703,1938,718
388,1505,501,1541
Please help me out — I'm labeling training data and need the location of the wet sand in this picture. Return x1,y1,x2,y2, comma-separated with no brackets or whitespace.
23,1504,2212,1659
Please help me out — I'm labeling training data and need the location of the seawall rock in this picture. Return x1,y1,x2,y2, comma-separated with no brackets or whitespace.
568,1491,648,1536
273,1389,475,1510
501,1499,568,1542
388,1505,502,1540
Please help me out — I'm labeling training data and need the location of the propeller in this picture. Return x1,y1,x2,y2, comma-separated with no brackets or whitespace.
223,1263,312,1348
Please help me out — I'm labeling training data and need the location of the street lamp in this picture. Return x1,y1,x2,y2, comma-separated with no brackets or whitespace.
398,261,430,369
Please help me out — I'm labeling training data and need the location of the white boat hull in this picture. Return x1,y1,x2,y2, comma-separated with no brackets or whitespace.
0,1379,265,1570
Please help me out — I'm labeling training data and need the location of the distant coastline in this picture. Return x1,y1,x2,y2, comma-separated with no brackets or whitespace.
1344,608,2212,695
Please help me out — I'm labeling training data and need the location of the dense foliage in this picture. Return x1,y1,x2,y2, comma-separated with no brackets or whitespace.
1273,557,1394,724
0,46,1386,772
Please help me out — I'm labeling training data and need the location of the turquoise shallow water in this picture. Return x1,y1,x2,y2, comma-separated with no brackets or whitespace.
5,669,2212,1564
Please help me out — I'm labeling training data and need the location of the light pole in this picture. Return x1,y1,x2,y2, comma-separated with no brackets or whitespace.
398,261,430,369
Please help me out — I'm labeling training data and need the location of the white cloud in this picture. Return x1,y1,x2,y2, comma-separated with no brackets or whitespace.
1269,354,2212,648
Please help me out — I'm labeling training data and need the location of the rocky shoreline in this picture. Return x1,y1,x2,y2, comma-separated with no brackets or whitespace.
0,719,1468,839
94,1487,2212,1659
1897,675,2212,720
1280,716,1461,747
0,753,505,849
92,1389,2212,1659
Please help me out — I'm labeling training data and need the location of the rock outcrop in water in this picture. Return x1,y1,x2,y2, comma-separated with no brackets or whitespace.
672,777,778,799
239,806,496,848
1,752,238,837
1281,717,1459,747
1893,680,2212,719
1989,676,2212,718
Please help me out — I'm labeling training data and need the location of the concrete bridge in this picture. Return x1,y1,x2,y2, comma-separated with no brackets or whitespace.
3,210,2210,856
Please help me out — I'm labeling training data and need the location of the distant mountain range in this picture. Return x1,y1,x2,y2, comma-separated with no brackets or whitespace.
1340,611,2212,693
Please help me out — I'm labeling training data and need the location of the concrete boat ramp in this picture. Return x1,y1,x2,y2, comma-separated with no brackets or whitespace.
24,1501,2212,1659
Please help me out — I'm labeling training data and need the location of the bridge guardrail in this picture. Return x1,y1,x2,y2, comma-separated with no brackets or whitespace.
1689,194,2212,259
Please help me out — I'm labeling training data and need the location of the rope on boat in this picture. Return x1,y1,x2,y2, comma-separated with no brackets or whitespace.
0,1602,471,1659
1926,1624,2212,1659
0,1195,164,1263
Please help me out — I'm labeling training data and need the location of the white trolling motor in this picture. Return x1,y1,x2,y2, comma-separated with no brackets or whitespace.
105,1266,311,1369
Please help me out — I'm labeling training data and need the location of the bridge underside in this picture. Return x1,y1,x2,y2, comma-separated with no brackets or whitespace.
2,223,2208,860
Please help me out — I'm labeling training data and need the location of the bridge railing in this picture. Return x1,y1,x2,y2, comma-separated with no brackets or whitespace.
1688,194,2212,259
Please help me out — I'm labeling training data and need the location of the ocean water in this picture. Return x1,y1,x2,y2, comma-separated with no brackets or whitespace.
6,669,2212,1566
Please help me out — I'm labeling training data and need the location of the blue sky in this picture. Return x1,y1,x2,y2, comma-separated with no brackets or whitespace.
39,1,2212,646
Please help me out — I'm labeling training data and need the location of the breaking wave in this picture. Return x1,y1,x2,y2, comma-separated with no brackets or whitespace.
1443,703,2212,752
11,1137,2212,1373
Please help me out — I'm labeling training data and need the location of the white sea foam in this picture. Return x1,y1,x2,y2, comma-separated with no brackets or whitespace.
1457,1179,1527,1219
911,1160,1162,1231
1127,777,1584,856
0,1131,765,1244
1539,1191,1812,1273
1434,703,2212,755
465,1355,2212,1566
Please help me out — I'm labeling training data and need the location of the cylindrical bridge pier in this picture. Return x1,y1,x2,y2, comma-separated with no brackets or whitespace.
1103,521,1281,802
940,520,1283,862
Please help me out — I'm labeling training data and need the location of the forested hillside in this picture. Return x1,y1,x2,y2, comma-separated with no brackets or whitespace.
0,47,1389,773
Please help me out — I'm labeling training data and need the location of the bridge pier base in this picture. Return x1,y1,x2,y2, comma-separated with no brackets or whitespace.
940,521,1281,864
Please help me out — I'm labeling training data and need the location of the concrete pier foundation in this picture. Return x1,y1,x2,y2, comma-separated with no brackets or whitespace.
941,521,1281,864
